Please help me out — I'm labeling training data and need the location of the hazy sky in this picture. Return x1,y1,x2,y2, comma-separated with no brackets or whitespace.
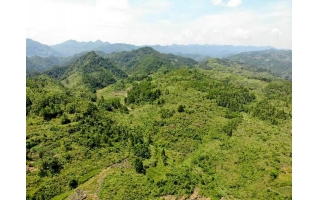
27,0,292,49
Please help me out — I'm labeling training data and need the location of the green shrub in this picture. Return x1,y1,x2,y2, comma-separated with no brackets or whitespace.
177,105,186,112
69,179,78,189
135,158,145,174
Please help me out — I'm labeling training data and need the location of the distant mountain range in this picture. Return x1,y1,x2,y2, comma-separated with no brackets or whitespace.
27,38,276,58
26,39,61,57
225,49,292,81
26,39,291,81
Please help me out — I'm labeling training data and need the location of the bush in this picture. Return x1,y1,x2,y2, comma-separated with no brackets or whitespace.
39,157,63,176
120,106,129,114
69,179,78,189
160,109,175,119
222,117,243,137
177,105,186,112
133,143,151,159
126,81,161,104
135,158,145,174
270,169,279,180
61,114,71,124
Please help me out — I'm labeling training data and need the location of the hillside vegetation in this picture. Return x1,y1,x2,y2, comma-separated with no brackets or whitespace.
43,51,127,91
26,48,291,200
106,47,197,75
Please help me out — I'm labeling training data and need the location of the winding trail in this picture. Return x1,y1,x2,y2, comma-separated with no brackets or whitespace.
68,158,129,200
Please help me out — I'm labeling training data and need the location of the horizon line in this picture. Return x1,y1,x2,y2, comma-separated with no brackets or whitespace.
26,38,286,50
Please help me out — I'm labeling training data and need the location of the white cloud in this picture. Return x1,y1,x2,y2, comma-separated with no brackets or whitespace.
27,0,138,45
168,9,291,48
227,0,242,7
271,28,281,35
182,30,193,37
26,0,291,49
96,0,129,10
232,28,252,40
212,0,223,5
212,0,242,7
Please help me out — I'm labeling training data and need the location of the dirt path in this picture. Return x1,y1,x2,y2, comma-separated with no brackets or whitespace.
68,158,129,200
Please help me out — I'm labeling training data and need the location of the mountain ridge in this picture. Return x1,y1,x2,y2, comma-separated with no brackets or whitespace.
27,38,279,58
26,39,61,57
225,49,292,80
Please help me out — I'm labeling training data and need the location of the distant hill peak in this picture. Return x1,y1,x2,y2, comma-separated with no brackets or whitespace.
83,50,97,56
136,46,159,54
95,40,105,43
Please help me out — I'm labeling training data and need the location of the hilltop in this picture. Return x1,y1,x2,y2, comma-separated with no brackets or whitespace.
43,51,127,92
106,47,198,75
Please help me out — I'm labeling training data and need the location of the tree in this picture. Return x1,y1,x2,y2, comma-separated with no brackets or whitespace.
69,179,78,189
26,95,32,115
61,114,71,124
133,143,151,159
135,158,145,174
161,149,168,166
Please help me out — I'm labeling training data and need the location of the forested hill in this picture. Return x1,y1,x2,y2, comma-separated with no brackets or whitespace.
27,47,291,200
26,46,197,78
106,47,198,75
26,56,69,76
43,51,127,91
225,49,292,81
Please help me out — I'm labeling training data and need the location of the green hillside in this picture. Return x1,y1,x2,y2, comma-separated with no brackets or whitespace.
26,49,291,200
225,49,292,81
106,47,198,75
43,51,127,91
26,56,69,77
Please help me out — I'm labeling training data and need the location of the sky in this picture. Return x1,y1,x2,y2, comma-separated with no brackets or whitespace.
26,0,292,49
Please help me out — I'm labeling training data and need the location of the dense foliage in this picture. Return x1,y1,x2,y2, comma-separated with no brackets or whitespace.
42,51,127,91
26,47,291,200
125,80,162,105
